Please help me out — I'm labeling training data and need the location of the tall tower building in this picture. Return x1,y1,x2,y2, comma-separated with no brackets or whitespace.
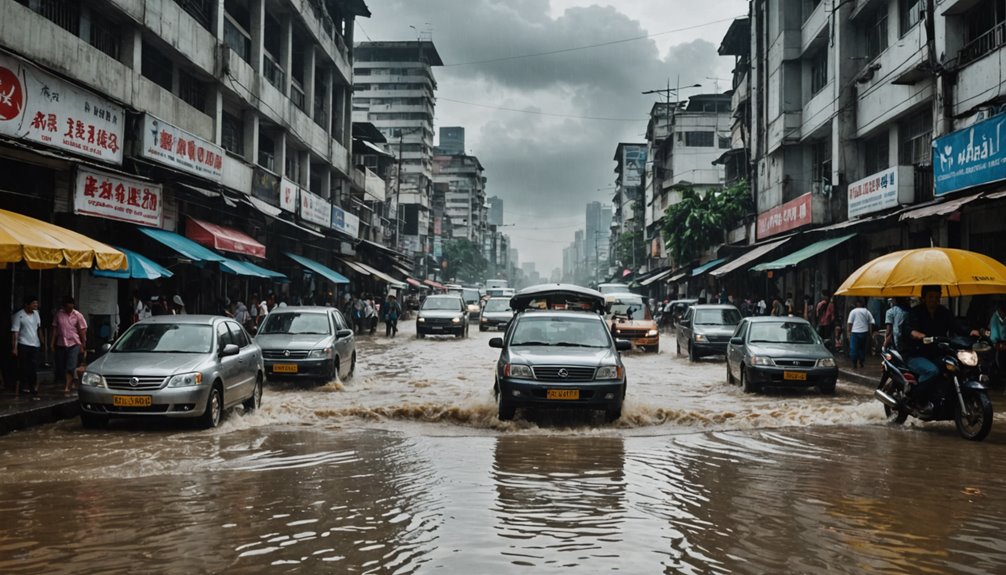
437,127,465,155
487,196,503,226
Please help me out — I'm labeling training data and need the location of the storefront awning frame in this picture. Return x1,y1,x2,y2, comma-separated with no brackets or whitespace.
284,252,350,284
137,226,226,263
186,217,266,258
710,238,790,278
691,257,730,277
751,234,857,271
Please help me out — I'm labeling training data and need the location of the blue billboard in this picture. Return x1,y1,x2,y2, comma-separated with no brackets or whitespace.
934,114,1006,196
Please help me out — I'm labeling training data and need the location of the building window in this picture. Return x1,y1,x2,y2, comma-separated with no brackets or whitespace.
959,0,1006,67
174,0,215,32
899,0,923,36
864,10,889,61
141,41,174,92
178,70,208,111
718,136,732,149
224,0,252,63
863,132,890,175
684,132,715,147
810,49,828,95
899,110,932,166
88,10,120,59
221,111,244,157
23,0,80,35
811,140,831,192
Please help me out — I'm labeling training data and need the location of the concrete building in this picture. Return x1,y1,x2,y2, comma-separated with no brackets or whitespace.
487,195,503,226
432,153,487,245
352,39,442,267
437,126,465,156
584,201,611,284
610,142,646,271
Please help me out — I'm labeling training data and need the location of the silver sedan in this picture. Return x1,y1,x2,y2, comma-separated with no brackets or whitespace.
78,315,264,429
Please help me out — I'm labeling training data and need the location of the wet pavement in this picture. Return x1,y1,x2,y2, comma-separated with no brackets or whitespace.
2,320,1006,573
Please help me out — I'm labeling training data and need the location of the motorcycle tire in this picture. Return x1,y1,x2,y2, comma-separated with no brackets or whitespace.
954,390,993,441
883,404,909,425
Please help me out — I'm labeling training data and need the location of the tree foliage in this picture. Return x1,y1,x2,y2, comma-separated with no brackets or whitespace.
661,181,752,265
442,239,487,284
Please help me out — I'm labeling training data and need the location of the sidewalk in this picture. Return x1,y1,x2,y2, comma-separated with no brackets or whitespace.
836,353,884,387
0,373,80,436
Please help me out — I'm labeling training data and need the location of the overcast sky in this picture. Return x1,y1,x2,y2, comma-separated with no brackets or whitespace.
357,0,747,275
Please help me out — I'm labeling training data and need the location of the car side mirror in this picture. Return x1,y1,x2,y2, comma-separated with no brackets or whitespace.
220,343,240,357
489,337,504,348
336,328,353,339
729,337,743,346
615,339,632,351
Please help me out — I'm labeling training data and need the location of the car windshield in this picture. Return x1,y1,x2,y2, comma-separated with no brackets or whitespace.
423,297,461,311
609,298,651,320
694,309,742,325
748,322,819,344
598,284,628,294
510,316,610,348
112,323,213,353
484,299,512,312
462,289,481,304
259,312,331,335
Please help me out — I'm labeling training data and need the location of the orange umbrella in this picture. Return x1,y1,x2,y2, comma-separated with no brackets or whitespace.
835,247,1006,297
0,209,126,270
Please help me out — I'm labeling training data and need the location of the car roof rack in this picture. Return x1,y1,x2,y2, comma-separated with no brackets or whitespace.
510,283,606,314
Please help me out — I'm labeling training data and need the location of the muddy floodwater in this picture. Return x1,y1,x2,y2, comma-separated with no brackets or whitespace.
2,322,1006,574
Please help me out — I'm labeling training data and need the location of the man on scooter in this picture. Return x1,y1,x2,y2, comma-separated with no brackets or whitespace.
902,285,981,415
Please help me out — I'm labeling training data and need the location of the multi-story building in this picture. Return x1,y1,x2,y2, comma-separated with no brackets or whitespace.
352,39,442,267
436,126,465,156
610,142,646,271
584,201,611,283
487,196,503,226
0,0,397,327
432,153,487,245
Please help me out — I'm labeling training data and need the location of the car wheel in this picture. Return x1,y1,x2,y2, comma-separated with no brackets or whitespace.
651,343,659,354
604,404,622,423
819,380,836,395
741,365,759,394
347,352,357,379
243,375,263,411
80,412,108,429
417,331,425,339
480,325,487,332
726,362,735,385
688,343,698,362
497,387,516,421
198,384,224,429
676,340,681,355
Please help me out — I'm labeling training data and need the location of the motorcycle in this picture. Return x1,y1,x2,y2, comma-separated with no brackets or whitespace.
874,335,994,441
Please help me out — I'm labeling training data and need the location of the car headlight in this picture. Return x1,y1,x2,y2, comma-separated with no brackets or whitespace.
308,347,334,358
167,372,203,387
646,329,658,337
417,317,426,323
957,350,979,367
750,355,775,366
596,365,623,380
80,371,106,388
481,316,487,323
694,333,707,342
817,357,836,367
451,317,461,324
505,364,534,378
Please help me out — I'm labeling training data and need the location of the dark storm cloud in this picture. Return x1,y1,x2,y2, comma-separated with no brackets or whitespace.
360,1,735,269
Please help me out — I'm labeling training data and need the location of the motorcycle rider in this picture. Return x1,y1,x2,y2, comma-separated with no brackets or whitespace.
902,285,980,415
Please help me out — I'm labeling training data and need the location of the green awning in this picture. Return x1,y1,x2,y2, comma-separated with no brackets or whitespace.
751,234,856,271
691,257,729,277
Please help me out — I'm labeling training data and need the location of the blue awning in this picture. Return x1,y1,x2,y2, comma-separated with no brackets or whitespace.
285,252,350,284
691,257,729,277
750,234,857,271
239,260,289,282
138,227,226,262
219,258,269,278
93,247,174,280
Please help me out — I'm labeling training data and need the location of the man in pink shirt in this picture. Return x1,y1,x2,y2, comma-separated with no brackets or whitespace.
50,296,87,394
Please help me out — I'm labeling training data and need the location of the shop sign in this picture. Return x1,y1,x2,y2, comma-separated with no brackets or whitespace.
848,166,915,218
74,167,162,227
140,114,223,181
250,167,280,206
331,205,359,238
279,177,298,213
0,51,124,163
299,189,331,227
622,145,646,187
756,193,812,240
934,114,1006,196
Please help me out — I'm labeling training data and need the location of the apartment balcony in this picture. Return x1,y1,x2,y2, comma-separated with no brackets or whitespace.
955,23,1006,115
801,2,829,55
802,82,835,138
766,111,803,154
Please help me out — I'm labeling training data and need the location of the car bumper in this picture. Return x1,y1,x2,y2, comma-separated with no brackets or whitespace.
498,378,624,409
263,358,331,379
747,366,839,387
693,341,729,355
417,322,462,334
612,333,659,347
480,320,510,331
79,385,212,418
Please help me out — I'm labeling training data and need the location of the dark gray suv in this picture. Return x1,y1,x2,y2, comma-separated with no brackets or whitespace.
417,294,469,338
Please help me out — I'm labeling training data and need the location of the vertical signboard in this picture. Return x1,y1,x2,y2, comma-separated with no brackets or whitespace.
622,145,646,187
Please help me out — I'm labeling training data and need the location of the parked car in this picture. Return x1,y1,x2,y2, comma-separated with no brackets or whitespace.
676,304,742,361
78,315,264,429
606,292,660,352
255,306,356,385
726,316,839,394
480,296,515,331
417,293,469,338
489,284,631,422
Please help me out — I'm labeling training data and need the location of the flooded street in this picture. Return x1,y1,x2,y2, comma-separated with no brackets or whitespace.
3,322,1006,574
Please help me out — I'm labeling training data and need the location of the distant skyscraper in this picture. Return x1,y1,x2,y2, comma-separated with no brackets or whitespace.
438,127,465,155
585,202,610,279
488,196,503,226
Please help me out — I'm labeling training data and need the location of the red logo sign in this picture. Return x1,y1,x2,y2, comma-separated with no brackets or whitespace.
0,66,24,121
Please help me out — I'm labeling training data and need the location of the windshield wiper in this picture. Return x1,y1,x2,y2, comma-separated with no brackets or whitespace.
514,341,550,346
553,342,602,348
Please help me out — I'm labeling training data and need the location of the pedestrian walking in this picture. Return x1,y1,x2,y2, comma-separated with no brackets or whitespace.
815,291,835,341
364,295,378,335
770,296,784,317
10,295,43,398
171,294,187,315
234,300,252,332
383,294,402,337
846,299,875,369
883,297,911,351
51,296,88,395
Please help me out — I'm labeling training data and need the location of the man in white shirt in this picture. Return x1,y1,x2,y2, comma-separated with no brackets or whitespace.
10,295,43,397
846,299,875,369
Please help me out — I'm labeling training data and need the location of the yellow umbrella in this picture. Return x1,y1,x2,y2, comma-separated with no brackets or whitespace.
0,209,126,270
835,247,1006,297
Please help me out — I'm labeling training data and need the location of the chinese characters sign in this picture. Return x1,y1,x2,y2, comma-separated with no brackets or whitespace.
934,114,1006,196
847,166,915,218
141,115,223,181
280,177,298,213
331,205,360,238
0,52,124,163
74,167,162,227
622,145,646,187
756,193,812,240
299,189,331,227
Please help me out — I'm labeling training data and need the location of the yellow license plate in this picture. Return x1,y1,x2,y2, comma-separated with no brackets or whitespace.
272,364,298,373
783,371,807,381
112,395,152,407
547,389,580,400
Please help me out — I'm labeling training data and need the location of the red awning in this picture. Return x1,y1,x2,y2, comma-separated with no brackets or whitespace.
423,278,445,289
406,277,425,288
185,217,266,258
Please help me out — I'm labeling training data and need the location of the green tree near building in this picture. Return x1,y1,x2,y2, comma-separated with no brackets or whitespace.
661,181,752,265
442,239,487,284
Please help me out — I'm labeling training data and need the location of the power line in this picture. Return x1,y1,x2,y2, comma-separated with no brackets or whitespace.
443,15,745,67
437,97,646,122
